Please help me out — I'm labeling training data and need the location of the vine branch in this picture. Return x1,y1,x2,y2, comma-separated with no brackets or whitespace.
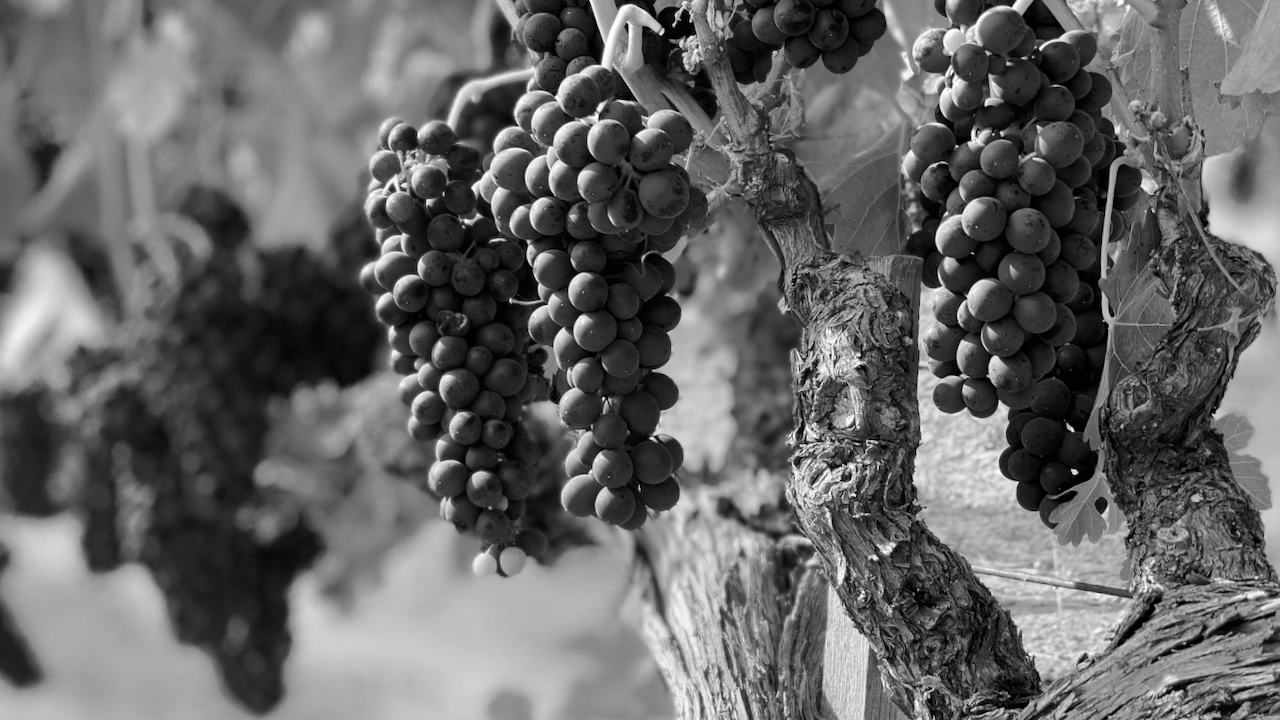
1152,0,1186,121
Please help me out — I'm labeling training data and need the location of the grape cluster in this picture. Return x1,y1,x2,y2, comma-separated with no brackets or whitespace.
510,0,718,118
362,117,551,576
476,76,705,531
723,0,888,83
905,1,1138,527
0,385,60,518
52,186,381,712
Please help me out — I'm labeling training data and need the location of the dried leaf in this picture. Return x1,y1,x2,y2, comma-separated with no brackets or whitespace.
1051,469,1124,546
1220,0,1280,95
1113,0,1273,154
1215,413,1273,509
789,122,908,258
1086,209,1174,448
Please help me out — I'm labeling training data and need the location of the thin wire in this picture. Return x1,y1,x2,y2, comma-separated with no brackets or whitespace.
972,565,1133,598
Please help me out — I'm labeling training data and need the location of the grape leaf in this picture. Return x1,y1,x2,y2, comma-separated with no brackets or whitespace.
1112,0,1273,155
1220,0,1280,95
1050,469,1125,546
1085,209,1174,448
789,122,908,258
1214,413,1273,509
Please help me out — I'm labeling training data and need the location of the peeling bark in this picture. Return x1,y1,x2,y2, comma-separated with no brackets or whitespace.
1023,583,1280,719
1102,197,1278,592
626,496,822,720
786,255,1041,719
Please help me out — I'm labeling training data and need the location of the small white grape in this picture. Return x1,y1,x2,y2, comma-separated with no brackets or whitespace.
943,28,966,55
499,547,528,576
472,552,499,578
494,495,510,512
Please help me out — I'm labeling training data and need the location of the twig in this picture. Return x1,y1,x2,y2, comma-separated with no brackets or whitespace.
690,0,768,154
446,68,534,130
972,565,1133,598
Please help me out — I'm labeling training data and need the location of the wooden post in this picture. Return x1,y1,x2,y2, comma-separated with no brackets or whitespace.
823,586,909,720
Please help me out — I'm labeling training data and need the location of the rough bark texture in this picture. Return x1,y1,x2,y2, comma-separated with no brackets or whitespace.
623,3,1280,719
627,494,822,720
1022,583,1280,718
1104,197,1278,592
623,278,829,719
785,254,1041,719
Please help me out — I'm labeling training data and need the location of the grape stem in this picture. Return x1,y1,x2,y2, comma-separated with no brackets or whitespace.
599,3,663,73
1038,0,1149,142
444,67,534,131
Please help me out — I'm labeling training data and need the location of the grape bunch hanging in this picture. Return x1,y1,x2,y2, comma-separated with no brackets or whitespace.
363,118,552,577
905,0,1143,529
484,72,705,530
723,0,888,83
54,187,382,713
362,3,710,576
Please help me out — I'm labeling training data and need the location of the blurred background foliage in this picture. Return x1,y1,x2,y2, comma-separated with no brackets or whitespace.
0,0,1275,718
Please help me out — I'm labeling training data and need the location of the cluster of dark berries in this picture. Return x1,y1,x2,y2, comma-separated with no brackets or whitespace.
905,0,1143,527
724,0,888,84
472,75,707,530
363,117,552,575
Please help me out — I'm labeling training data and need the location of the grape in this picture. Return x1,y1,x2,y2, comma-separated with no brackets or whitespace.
962,377,998,414
647,110,694,155
637,170,690,219
961,197,1007,242
557,74,602,118
1036,122,1084,168
913,28,949,73
1012,292,1058,334
998,252,1047,295
933,376,967,413
990,58,1041,106
629,129,675,172
988,352,1033,392
958,170,997,203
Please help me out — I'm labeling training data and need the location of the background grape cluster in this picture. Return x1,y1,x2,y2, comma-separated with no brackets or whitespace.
905,0,1143,528
52,186,382,712
723,0,889,83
